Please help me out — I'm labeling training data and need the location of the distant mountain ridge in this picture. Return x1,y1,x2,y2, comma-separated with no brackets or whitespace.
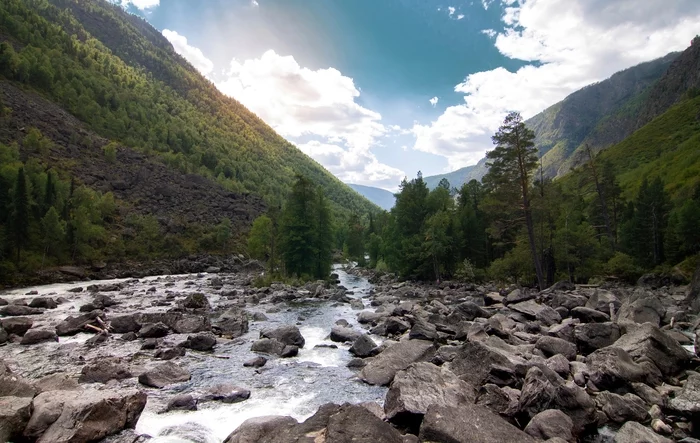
423,159,488,190
348,184,396,210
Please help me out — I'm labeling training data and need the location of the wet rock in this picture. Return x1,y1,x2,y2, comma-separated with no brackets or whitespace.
0,325,7,344
586,347,658,390
24,389,147,443
573,322,621,353
181,333,217,352
384,317,411,335
110,314,141,333
360,339,435,386
213,309,247,337
140,338,158,350
243,356,267,368
613,323,689,376
201,384,251,403
0,396,33,443
28,297,57,309
347,358,367,369
570,306,610,323
35,374,80,393
165,394,197,412
80,303,98,312
0,373,36,398
1,317,33,336
330,325,361,343
409,319,438,341
251,338,285,355
154,347,186,360
138,362,191,388
281,345,299,357
182,293,210,310
260,325,305,348
596,391,648,423
455,301,489,320
357,310,386,325
79,358,132,384
535,336,577,360
445,340,521,387
384,362,476,431
92,294,118,309
475,383,521,417
223,415,297,443
56,311,105,336
350,334,378,358
419,403,536,443
524,409,574,442
613,421,673,443
20,329,58,345
138,322,170,338
0,305,44,316
121,332,138,341
668,372,700,415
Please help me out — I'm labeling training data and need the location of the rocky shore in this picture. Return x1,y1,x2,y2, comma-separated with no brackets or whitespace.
0,265,698,442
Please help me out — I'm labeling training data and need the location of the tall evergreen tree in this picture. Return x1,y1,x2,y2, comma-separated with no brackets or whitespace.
483,112,544,289
313,189,333,279
626,177,669,267
40,206,65,265
280,175,316,277
9,166,30,263
345,213,365,265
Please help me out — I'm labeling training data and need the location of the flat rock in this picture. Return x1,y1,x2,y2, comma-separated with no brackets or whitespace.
570,306,610,323
251,338,285,355
668,372,700,414
330,325,361,343
165,394,197,412
613,421,673,443
612,323,689,376
535,336,577,360
20,329,57,345
1,317,33,336
596,391,648,423
56,311,104,336
0,373,36,397
243,356,267,368
586,347,658,390
200,384,251,403
138,322,170,338
0,305,44,316
260,325,305,347
524,409,574,442
0,396,33,443
181,333,217,351
79,358,132,384
573,322,620,353
28,297,57,309
360,339,435,386
138,362,190,388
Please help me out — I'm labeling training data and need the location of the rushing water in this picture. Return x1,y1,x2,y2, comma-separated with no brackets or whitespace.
134,265,387,442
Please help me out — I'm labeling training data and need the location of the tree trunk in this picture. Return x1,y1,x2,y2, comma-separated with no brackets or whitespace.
687,257,700,313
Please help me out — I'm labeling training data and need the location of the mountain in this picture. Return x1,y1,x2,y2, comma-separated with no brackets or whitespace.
348,184,395,210
423,159,488,190
0,0,378,219
527,52,680,178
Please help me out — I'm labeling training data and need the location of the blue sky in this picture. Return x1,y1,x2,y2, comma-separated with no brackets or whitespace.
120,0,700,190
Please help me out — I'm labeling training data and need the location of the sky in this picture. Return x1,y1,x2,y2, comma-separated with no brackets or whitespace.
118,0,700,191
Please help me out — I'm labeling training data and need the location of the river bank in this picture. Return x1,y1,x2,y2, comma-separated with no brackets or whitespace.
1,265,699,442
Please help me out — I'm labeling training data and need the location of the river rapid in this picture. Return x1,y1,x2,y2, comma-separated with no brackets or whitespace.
0,264,386,443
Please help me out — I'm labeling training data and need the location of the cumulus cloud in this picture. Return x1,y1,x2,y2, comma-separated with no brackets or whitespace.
251,0,259,6
457,14,465,20
162,30,214,76
448,6,456,16
481,29,497,38
116,0,159,10
413,0,700,169
429,97,439,107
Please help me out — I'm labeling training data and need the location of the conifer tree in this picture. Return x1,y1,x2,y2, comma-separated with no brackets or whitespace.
9,166,30,263
41,206,65,265
313,189,333,279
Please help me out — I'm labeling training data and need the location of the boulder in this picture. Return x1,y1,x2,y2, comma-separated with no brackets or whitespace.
79,358,132,383
419,403,536,443
617,293,665,326
174,314,211,334
612,323,689,376
181,293,210,310
138,362,190,388
0,325,6,344
2,317,33,336
165,394,197,412
586,289,621,313
35,374,80,393
505,288,534,304
384,362,476,431
20,329,58,345
280,345,298,357
243,356,267,368
251,338,285,355
200,384,251,403
154,347,186,360
668,372,700,415
546,354,570,376
455,301,489,320
445,340,522,387
573,322,620,353
0,305,44,316
110,314,141,333
613,421,673,443
384,317,411,335
24,389,147,443
181,333,217,351
349,334,377,358
260,325,305,348
509,300,546,318
0,373,36,397
596,391,648,423
223,416,297,443
29,297,57,309
360,339,435,386
409,319,438,341
56,311,104,336
0,396,33,443
570,306,610,323
586,347,659,390
138,322,170,338
475,383,521,417
330,325,361,343
524,409,574,442
213,309,247,337
535,336,577,361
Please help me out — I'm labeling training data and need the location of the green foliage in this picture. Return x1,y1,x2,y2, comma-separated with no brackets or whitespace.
248,215,273,261
102,142,117,163
454,259,476,282
23,127,51,156
345,214,365,266
604,252,642,283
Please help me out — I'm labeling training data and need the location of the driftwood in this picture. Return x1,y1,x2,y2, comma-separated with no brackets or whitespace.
85,324,107,334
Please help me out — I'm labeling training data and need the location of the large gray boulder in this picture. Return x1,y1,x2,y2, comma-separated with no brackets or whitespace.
330,325,361,343
445,340,523,387
535,336,577,361
0,305,44,316
0,396,33,443
524,409,574,442
360,339,435,386
1,317,33,336
138,362,190,388
613,421,673,443
586,289,621,313
668,372,700,415
251,338,285,355
181,333,217,351
0,373,36,398
573,322,620,353
586,346,660,389
23,389,146,443
349,334,377,357
260,325,305,348
109,314,141,333
79,358,132,384
213,308,247,337
475,384,521,417
595,391,648,423
200,384,251,404
612,323,689,376
384,362,476,428
20,329,58,345
56,311,105,336
224,416,298,443
617,292,665,326
419,403,536,443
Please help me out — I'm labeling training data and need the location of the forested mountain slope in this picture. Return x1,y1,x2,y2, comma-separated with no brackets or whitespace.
423,159,488,190
348,184,396,211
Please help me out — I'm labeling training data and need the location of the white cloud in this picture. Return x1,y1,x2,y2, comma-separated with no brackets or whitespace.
413,0,700,169
457,14,465,20
482,0,495,9
116,0,159,10
251,0,259,6
448,6,456,16
481,29,497,38
162,30,214,76
429,97,439,107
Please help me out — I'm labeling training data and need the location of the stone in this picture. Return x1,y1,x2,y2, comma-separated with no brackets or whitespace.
35,374,80,393
110,314,141,333
260,325,305,347
668,372,700,415
20,329,57,345
631,382,665,407
165,394,197,412
28,297,57,309
573,322,621,353
154,347,186,360
384,317,411,335
140,338,158,350
536,336,577,360
213,309,247,337
138,322,170,338
455,301,489,320
586,289,621,313
0,325,6,344
360,339,435,386
251,338,285,355
524,409,574,442
546,354,570,376
79,358,132,384
243,356,267,368
506,288,535,304
596,391,648,423
223,416,297,443
0,396,33,443
24,389,147,443
280,345,298,357
509,299,548,318
0,305,44,316
0,373,36,398
201,384,251,403
445,340,522,387
409,319,438,341
138,362,191,388
384,362,476,432
617,294,665,326
613,421,673,443
181,333,217,351
586,347,658,390
349,334,378,358
475,384,521,417
1,317,33,336
419,403,536,443
613,323,689,376
56,311,104,336
330,325,361,343
182,293,210,310
570,306,610,323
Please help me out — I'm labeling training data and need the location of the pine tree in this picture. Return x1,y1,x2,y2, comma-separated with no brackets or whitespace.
41,206,65,265
628,177,669,267
248,215,274,263
312,189,333,279
345,213,365,266
483,112,544,289
9,166,30,263
280,175,317,278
